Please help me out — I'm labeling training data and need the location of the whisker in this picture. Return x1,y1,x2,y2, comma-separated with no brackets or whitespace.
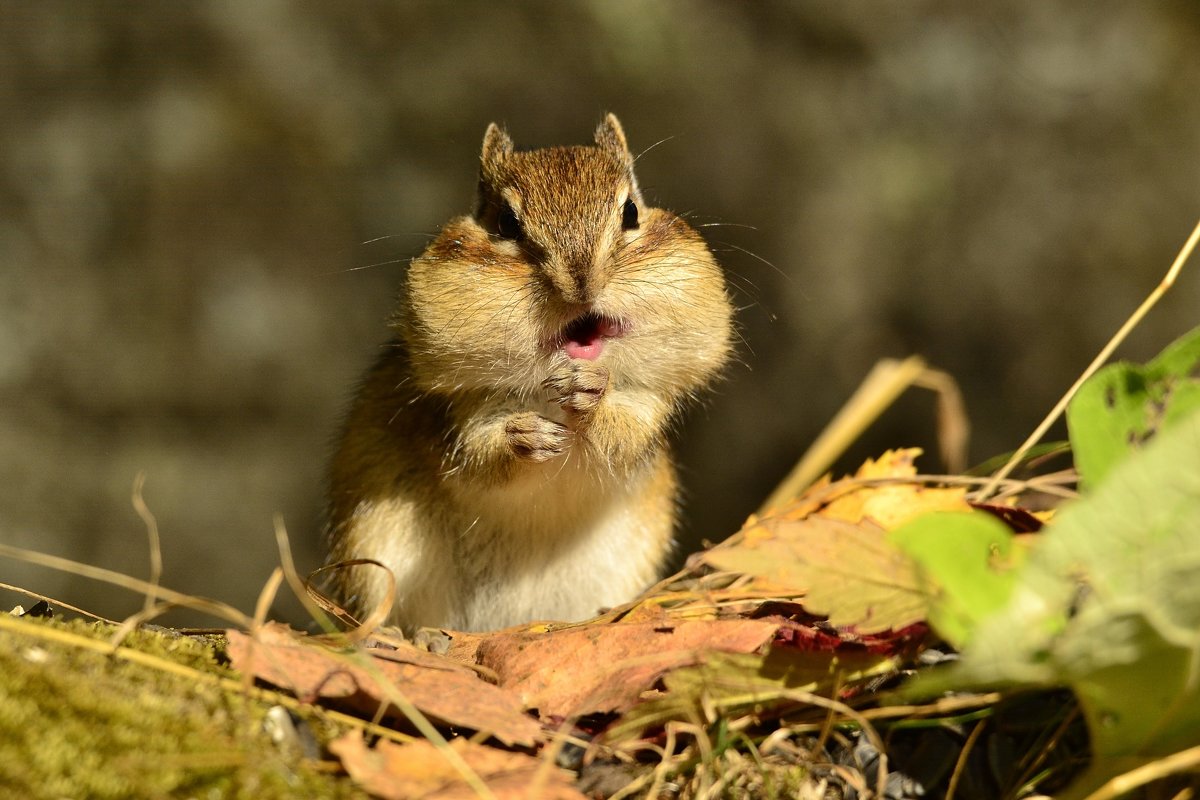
710,240,792,284
634,135,676,163
325,257,411,276
360,232,438,246
694,221,760,231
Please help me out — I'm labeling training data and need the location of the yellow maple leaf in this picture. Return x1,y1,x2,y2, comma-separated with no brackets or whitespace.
768,448,970,530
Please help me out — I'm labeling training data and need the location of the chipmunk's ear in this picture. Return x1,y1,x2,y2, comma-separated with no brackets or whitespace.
480,122,513,179
594,113,630,155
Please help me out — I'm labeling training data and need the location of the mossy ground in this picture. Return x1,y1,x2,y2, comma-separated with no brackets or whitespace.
0,614,364,799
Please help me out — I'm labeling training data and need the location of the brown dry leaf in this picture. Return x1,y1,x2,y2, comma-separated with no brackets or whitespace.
475,619,779,718
330,730,585,800
226,624,541,746
701,515,927,633
440,628,488,668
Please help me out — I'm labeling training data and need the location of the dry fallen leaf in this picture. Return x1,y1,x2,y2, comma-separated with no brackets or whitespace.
226,624,541,747
685,449,969,633
475,618,779,719
330,730,586,800
702,516,927,633
816,448,970,528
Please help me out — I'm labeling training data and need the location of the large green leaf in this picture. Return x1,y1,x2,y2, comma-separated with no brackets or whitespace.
1067,326,1200,488
907,407,1200,797
889,511,1022,650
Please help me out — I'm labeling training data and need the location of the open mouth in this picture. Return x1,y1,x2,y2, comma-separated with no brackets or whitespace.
558,312,626,361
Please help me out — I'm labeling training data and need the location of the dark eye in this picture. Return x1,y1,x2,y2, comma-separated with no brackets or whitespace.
621,197,639,230
497,202,523,240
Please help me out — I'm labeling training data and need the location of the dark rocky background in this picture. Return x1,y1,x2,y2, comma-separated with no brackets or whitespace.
2,1,1198,623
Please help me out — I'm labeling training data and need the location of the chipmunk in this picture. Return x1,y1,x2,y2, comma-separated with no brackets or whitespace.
325,114,733,633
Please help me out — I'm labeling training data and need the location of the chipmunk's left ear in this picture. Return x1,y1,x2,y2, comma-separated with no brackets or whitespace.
594,113,630,156
480,122,514,177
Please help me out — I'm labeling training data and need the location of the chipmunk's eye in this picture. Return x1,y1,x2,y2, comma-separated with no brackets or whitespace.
497,202,523,240
621,197,639,230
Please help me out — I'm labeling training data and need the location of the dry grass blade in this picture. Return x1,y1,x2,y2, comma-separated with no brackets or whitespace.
913,364,971,474
1,533,492,794
641,726,678,800
1080,745,1200,800
273,515,340,636
675,721,716,798
1014,705,1080,791
532,715,579,799
945,720,986,800
770,690,888,795
760,355,969,514
0,580,116,623
978,216,1200,501
305,558,396,645
310,627,498,799
109,601,183,649
131,472,163,617
252,568,285,630
0,542,253,628
0,611,414,745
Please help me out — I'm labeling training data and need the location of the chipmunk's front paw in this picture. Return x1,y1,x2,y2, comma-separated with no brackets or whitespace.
544,361,609,417
504,411,568,462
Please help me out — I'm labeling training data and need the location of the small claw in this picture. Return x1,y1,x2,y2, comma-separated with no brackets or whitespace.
504,412,568,462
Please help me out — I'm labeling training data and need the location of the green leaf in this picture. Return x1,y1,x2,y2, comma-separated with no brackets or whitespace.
1067,325,1200,488
906,407,1200,797
964,441,1070,477
889,511,1022,649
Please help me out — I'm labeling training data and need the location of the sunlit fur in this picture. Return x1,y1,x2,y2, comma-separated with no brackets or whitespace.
326,115,733,633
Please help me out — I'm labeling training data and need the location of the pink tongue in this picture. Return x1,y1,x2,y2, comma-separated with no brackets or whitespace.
564,336,604,360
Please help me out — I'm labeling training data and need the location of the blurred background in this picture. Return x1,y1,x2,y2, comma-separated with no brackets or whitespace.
2,1,1198,625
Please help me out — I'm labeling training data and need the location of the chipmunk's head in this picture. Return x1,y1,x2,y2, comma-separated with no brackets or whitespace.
401,114,732,398
474,114,642,307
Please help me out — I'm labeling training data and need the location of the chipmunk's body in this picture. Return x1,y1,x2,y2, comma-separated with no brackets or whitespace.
326,115,732,633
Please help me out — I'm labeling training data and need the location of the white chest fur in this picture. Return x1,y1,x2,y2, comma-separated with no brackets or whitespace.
446,456,668,631
349,412,675,634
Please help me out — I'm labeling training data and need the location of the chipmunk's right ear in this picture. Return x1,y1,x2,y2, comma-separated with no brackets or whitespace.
480,123,513,180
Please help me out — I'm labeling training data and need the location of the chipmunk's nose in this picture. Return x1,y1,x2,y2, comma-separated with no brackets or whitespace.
549,256,602,305
567,269,596,304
